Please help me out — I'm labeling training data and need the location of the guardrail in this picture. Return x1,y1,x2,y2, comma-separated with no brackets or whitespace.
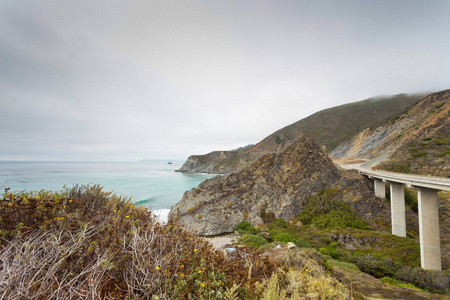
356,168,450,192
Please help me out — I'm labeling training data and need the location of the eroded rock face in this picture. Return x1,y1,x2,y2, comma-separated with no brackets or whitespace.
330,90,450,163
169,133,342,235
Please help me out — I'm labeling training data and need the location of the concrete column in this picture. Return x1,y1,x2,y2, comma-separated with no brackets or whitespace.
390,182,406,237
418,187,441,270
374,179,386,199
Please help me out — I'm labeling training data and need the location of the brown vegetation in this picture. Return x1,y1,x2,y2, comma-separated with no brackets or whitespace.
0,185,280,299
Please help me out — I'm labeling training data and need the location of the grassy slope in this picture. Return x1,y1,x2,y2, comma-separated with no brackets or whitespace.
262,93,424,153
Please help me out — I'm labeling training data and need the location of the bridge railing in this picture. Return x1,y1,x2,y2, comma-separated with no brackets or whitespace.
356,168,450,192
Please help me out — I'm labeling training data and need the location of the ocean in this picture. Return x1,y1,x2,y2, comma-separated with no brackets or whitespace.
0,160,215,222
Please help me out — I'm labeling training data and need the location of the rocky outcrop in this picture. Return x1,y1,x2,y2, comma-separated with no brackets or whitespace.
170,134,372,235
176,133,296,174
177,149,258,174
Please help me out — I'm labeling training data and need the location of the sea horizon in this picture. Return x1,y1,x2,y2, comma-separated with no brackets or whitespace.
0,160,214,222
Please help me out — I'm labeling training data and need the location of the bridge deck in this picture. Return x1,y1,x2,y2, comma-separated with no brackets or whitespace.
357,168,450,192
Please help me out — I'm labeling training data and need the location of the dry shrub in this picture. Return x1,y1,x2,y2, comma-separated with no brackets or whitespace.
1,185,279,299
257,249,351,299
0,226,113,299
2,185,361,299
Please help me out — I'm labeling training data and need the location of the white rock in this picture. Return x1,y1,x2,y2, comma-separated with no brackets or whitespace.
287,242,296,249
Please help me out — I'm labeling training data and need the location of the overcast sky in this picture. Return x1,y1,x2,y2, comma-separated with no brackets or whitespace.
1,0,449,161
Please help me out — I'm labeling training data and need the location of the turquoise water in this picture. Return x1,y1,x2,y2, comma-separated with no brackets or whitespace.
0,160,214,221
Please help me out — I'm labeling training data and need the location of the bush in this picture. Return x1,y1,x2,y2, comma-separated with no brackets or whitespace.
404,188,418,213
262,251,349,298
268,229,312,248
238,234,268,248
269,229,296,243
327,257,360,273
234,221,259,234
312,210,369,230
293,238,312,248
352,254,399,278
0,186,280,299
318,242,340,259
298,189,369,230
380,276,398,284
396,266,450,294
380,277,424,291
270,218,289,229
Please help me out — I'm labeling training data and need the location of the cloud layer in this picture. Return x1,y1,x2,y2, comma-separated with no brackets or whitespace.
1,0,449,161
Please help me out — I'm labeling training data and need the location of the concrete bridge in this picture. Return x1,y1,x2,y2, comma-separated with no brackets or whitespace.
357,168,450,271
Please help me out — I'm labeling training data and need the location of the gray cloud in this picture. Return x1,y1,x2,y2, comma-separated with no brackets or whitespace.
1,0,449,161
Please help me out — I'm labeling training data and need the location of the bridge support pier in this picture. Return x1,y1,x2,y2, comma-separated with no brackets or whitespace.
359,168,448,271
418,187,442,270
374,179,386,199
390,182,406,237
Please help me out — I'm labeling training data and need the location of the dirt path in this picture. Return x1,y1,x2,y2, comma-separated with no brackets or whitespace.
204,234,236,250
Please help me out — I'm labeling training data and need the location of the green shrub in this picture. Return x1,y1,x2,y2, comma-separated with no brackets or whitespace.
396,266,450,294
238,234,268,248
380,276,398,284
412,152,428,158
293,238,312,248
298,189,369,230
318,242,340,259
327,258,360,273
269,229,295,243
404,188,418,213
270,218,289,229
312,211,369,230
352,254,399,278
381,277,425,291
234,221,259,234
268,228,312,248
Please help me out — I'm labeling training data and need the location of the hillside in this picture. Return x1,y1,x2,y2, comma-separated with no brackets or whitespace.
260,93,425,153
3,185,448,298
170,133,419,238
178,93,424,174
332,90,450,177
170,133,450,296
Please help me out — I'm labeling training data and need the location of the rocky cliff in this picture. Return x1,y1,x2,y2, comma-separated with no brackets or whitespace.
177,132,295,174
177,148,259,174
169,134,393,235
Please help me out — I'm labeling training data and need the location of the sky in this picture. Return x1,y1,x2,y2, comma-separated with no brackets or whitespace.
1,0,449,162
